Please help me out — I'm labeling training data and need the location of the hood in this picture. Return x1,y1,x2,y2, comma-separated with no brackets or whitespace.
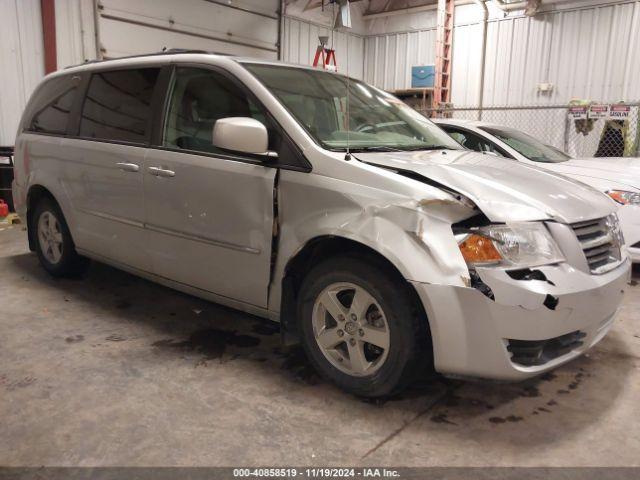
539,158,640,191
355,150,616,224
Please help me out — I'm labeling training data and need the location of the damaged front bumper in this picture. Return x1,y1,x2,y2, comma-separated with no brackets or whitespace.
411,259,631,381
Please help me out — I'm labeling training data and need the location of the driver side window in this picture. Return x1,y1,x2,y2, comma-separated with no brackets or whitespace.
163,67,271,154
445,127,505,156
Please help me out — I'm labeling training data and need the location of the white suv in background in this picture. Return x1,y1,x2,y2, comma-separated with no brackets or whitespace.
11,52,630,397
435,118,640,262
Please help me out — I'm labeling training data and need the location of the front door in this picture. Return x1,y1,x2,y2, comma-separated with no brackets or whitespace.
143,66,276,308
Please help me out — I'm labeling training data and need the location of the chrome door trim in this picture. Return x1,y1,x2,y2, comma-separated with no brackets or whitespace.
144,223,261,254
78,208,145,228
78,208,259,254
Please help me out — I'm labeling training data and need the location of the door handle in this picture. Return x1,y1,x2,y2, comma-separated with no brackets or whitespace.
116,162,140,172
148,166,175,178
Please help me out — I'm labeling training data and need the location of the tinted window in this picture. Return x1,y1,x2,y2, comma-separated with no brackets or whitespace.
479,126,570,163
443,126,507,157
26,76,79,135
80,68,160,143
164,67,270,154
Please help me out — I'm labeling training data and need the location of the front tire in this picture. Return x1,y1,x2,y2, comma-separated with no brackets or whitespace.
297,255,432,397
33,198,89,277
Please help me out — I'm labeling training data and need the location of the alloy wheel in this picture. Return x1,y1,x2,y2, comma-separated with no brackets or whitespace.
37,211,64,264
311,282,390,377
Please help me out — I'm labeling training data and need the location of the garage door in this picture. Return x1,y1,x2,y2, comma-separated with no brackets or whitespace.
97,0,280,59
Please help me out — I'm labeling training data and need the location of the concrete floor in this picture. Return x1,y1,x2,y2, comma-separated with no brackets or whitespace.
1,224,640,467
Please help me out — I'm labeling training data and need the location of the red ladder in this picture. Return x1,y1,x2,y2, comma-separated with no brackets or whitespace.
433,0,454,110
312,45,337,72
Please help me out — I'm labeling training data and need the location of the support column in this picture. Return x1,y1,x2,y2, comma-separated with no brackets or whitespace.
41,0,57,73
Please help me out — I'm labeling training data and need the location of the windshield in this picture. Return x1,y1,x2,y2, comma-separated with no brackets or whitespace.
480,126,571,163
243,63,462,152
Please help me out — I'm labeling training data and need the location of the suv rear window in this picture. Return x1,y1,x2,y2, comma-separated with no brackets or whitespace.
79,68,160,144
25,75,79,135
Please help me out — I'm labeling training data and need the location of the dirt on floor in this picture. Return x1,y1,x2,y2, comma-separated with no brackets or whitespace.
1,225,639,467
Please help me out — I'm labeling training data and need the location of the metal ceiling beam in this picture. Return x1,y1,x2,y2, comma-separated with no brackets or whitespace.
202,0,279,19
364,1,457,19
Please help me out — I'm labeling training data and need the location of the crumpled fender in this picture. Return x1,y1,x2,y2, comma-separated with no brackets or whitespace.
269,167,477,313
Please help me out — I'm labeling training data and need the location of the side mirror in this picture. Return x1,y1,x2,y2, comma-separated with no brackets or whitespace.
212,117,278,159
481,150,499,157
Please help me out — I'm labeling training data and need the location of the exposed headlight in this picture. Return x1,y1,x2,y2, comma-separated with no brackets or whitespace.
607,190,640,205
605,213,625,248
456,223,565,268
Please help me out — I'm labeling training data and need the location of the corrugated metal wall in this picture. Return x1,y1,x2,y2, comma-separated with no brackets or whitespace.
365,0,640,107
0,0,45,145
454,1,640,106
3,0,640,145
281,16,366,79
363,29,437,90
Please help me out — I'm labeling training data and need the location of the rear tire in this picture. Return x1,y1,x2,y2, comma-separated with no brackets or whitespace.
297,255,432,397
32,198,89,277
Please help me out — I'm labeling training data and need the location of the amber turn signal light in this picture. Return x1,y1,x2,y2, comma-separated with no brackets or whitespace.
607,191,627,204
459,234,502,264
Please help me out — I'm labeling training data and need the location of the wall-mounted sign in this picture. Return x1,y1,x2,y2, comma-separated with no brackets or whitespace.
568,105,588,119
588,104,609,119
609,104,630,119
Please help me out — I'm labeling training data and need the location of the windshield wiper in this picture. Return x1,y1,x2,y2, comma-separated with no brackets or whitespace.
400,145,458,151
345,146,405,152
331,145,458,153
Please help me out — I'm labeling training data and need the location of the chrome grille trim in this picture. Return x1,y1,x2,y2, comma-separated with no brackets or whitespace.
573,223,604,238
570,216,623,274
580,233,613,250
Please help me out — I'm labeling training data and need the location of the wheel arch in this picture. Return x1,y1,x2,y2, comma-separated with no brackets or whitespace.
279,235,432,348
26,184,59,251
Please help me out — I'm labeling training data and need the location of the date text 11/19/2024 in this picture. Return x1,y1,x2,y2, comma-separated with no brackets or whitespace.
232,468,401,478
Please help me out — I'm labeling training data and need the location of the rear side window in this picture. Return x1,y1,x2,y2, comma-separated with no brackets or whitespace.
26,76,79,135
79,68,160,144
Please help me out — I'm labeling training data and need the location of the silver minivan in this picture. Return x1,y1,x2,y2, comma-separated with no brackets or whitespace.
12,51,630,397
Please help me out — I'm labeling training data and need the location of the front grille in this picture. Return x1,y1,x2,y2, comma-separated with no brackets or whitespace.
507,331,586,366
570,217,621,273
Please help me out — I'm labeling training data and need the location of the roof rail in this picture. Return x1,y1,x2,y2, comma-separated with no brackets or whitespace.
64,48,229,69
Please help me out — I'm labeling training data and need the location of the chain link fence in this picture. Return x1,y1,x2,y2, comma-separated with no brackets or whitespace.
419,103,640,158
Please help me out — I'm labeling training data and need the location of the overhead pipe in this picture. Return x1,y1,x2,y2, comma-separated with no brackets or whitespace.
475,0,488,119
363,3,438,19
362,0,477,20
363,0,575,21
491,0,578,15
491,0,528,12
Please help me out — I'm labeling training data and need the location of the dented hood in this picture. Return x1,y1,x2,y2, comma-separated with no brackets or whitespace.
355,149,616,223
